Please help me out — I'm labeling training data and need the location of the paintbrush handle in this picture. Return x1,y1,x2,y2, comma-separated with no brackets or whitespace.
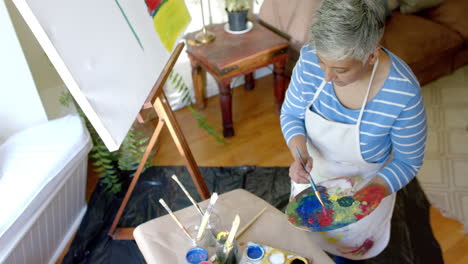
225,215,240,250
295,146,326,209
172,175,204,216
159,199,193,241
295,146,319,192
197,193,218,241
235,207,267,239
308,178,319,193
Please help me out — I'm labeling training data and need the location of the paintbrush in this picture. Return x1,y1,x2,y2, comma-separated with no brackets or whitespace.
171,174,204,217
196,192,218,242
158,198,195,244
224,214,240,255
235,207,267,239
295,146,326,209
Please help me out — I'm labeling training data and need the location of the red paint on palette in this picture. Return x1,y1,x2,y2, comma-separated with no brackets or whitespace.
354,185,385,220
316,209,334,227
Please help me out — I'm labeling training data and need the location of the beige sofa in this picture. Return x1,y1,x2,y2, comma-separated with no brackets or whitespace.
258,0,468,85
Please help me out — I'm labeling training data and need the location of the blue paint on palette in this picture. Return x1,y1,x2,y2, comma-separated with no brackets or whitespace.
286,187,355,232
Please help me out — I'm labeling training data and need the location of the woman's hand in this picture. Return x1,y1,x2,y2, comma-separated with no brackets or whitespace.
322,175,391,197
358,176,391,197
289,156,313,184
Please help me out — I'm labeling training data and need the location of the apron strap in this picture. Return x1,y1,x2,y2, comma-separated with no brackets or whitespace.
356,59,379,125
311,77,328,105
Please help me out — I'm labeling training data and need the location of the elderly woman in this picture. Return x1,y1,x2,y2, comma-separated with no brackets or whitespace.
281,0,426,263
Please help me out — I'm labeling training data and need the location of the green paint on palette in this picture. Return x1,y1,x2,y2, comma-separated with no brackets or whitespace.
337,196,354,207
330,199,362,223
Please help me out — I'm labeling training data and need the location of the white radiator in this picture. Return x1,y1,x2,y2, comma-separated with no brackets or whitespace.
2,158,88,264
0,115,92,264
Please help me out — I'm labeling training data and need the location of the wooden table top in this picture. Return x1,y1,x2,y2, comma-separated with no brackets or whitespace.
185,21,289,71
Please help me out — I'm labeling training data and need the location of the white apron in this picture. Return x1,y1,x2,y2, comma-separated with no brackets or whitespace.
290,60,396,260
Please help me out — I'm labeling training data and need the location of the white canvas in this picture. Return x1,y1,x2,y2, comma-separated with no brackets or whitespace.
12,0,188,151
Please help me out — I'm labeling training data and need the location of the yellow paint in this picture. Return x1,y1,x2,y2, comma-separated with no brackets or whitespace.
217,231,228,241
332,200,362,223
320,232,343,243
329,194,339,201
154,0,191,51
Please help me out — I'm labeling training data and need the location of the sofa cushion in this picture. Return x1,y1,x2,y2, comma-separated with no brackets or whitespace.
399,0,443,14
381,12,463,74
454,49,468,70
421,0,468,45
259,0,321,52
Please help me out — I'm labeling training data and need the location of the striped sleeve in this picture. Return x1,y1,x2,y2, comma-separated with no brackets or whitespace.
377,92,427,193
280,47,310,145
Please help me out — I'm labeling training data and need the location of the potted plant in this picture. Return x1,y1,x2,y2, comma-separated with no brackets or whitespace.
225,0,250,32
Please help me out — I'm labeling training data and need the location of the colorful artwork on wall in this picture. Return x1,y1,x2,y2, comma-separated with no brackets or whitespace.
286,179,385,232
144,0,190,51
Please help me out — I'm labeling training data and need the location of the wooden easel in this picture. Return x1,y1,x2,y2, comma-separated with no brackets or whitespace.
108,42,211,240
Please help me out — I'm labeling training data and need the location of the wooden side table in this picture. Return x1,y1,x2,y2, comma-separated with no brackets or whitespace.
185,21,289,137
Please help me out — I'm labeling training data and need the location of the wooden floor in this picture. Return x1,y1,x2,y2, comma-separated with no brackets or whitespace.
59,74,467,263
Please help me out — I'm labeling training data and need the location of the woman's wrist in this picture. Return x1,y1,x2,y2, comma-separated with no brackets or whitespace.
367,176,391,196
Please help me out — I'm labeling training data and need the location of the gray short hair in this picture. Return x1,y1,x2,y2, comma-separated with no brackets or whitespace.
310,0,386,62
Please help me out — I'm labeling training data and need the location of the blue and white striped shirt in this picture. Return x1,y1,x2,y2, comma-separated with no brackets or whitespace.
280,45,427,194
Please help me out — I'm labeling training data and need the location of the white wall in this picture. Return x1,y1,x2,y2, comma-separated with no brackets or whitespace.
0,0,47,142
4,0,74,121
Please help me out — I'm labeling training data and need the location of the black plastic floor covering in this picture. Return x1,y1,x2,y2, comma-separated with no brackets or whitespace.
63,166,443,264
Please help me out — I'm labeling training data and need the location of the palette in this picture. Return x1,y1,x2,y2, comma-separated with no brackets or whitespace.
286,178,385,232
238,242,310,264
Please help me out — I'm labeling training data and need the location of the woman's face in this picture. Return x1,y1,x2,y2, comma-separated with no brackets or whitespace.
317,55,373,87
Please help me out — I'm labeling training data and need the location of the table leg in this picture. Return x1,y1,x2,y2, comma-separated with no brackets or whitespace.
190,60,206,109
217,79,234,137
245,72,255,91
273,61,287,114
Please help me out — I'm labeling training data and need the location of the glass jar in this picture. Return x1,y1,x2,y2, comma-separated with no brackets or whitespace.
214,235,239,264
187,224,217,257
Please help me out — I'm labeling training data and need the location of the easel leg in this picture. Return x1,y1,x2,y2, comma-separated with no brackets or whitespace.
154,95,210,200
108,118,165,239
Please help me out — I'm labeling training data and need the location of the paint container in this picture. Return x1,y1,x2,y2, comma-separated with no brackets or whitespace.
246,244,265,261
215,235,238,264
188,224,217,253
185,247,208,264
286,256,309,264
266,249,286,264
